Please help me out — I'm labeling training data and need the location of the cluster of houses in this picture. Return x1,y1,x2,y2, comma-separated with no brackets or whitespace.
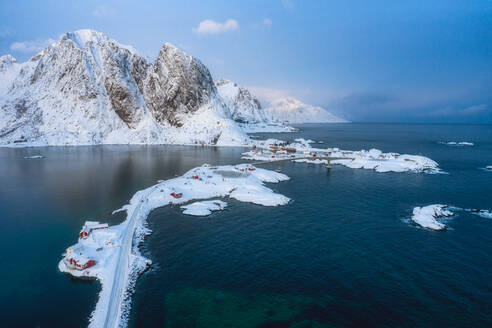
252,143,332,160
63,221,109,271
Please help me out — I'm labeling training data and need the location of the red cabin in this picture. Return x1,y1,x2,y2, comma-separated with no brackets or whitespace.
248,168,256,171
170,192,183,199
192,175,199,179
67,257,96,270
79,222,109,240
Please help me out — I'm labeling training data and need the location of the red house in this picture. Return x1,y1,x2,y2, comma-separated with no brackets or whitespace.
79,221,109,240
65,256,97,271
170,192,183,199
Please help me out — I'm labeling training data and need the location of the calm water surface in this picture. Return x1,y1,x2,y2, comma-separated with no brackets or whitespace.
0,124,491,327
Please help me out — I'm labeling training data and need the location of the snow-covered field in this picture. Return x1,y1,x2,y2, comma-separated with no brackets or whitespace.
59,164,289,327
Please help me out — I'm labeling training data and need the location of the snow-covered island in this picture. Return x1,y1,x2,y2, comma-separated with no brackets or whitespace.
409,205,492,230
243,138,441,174
411,205,454,230
439,141,474,146
23,155,44,159
59,164,289,327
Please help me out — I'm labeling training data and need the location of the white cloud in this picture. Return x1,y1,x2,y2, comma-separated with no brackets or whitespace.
262,18,272,26
192,19,239,35
10,38,56,53
92,4,115,18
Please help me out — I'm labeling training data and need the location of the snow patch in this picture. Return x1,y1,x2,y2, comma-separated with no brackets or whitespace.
181,200,227,216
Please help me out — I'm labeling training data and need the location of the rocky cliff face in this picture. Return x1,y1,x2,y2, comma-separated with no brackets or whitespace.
0,30,248,146
145,44,218,127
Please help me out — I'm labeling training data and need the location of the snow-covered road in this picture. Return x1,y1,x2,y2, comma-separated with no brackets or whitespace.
103,189,152,328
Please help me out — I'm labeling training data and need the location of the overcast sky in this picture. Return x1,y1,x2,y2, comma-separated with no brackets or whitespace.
1,0,491,123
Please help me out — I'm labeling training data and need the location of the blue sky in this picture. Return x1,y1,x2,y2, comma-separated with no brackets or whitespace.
1,0,491,122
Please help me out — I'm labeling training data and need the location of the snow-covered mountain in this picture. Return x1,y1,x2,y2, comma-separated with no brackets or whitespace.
216,79,267,124
0,29,249,146
264,97,347,123
216,79,294,132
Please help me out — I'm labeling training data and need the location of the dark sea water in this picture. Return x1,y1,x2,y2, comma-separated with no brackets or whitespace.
0,124,491,328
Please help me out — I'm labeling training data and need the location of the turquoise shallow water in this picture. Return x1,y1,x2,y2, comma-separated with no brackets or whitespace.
0,124,491,327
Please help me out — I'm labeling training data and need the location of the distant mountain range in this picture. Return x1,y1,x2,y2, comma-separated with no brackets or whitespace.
0,30,345,147
263,97,347,124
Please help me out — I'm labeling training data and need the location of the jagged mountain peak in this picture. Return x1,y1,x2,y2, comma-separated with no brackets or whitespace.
147,41,219,126
62,29,108,48
57,29,139,56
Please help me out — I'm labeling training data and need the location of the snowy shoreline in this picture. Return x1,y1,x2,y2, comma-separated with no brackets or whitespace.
59,164,289,327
